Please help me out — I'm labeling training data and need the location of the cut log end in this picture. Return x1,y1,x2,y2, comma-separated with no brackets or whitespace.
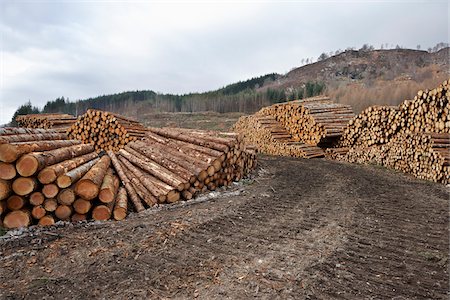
3,210,31,228
38,215,55,226
92,205,112,221
75,180,99,200
56,175,72,189
16,155,39,177
37,168,57,184
0,162,16,180
12,177,36,196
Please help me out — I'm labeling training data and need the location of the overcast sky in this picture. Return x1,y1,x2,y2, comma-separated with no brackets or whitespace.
0,0,448,124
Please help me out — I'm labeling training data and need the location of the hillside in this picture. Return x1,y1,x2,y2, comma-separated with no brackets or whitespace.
11,47,450,124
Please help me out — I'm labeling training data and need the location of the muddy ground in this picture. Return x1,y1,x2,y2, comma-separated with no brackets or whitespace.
0,156,448,299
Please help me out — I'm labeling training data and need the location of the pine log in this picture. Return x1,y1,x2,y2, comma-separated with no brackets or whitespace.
12,177,37,196
57,188,76,205
43,198,58,212
42,184,59,198
16,144,94,177
0,179,11,200
6,195,26,211
31,205,46,219
56,157,100,188
0,132,68,144
107,150,145,212
29,191,45,206
0,162,16,180
55,205,72,220
3,210,31,228
98,168,119,203
0,140,80,163
113,187,128,220
118,149,185,191
38,215,55,226
73,198,92,214
75,155,111,200
38,151,98,184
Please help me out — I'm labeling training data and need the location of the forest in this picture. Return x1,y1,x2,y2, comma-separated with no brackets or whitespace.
9,74,325,125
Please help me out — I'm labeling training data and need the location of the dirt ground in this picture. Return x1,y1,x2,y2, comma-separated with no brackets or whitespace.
0,156,448,299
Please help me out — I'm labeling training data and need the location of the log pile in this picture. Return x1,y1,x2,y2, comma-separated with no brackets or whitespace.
0,124,258,229
331,79,450,184
108,127,257,211
339,79,450,147
332,133,450,184
67,109,147,152
257,96,355,146
233,115,324,158
0,128,134,228
16,113,76,132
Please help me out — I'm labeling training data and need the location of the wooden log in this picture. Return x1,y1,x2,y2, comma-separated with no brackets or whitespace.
118,149,185,191
43,198,58,212
57,187,76,205
29,191,45,206
3,210,31,228
31,205,46,219
0,132,69,144
38,215,55,226
42,184,59,198
92,201,115,221
55,205,72,220
56,157,100,188
38,151,98,184
75,155,111,200
113,186,128,220
73,198,92,214
16,143,95,177
0,200,6,216
12,177,37,196
6,195,26,211
0,162,16,180
0,179,11,200
0,140,81,163
107,150,145,212
98,168,119,203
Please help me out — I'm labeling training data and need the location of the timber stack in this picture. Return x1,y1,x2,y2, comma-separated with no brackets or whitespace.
233,115,324,158
108,127,257,211
331,79,450,184
0,124,257,229
67,109,147,152
257,96,355,146
16,113,77,133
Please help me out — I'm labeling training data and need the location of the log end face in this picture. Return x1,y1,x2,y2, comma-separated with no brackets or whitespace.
113,209,127,221
92,206,111,221
98,190,114,203
38,168,57,184
3,210,31,229
75,180,99,200
0,144,18,163
12,177,35,196
0,179,11,201
38,215,55,226
16,155,39,177
0,163,16,180
56,175,72,189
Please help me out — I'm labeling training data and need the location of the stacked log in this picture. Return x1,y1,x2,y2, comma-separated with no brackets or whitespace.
339,79,450,147
233,115,324,158
0,124,257,229
67,109,147,152
16,113,76,132
334,133,449,184
332,79,450,184
0,128,128,228
257,96,355,146
108,127,257,211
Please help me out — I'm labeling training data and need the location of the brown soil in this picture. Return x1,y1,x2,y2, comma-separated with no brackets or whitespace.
0,156,448,299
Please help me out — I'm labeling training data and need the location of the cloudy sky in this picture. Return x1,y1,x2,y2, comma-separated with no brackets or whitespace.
0,0,448,124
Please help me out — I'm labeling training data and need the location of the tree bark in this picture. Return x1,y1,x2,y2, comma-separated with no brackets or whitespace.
75,155,111,200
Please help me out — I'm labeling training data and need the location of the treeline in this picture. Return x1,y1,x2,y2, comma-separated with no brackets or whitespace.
11,73,325,123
